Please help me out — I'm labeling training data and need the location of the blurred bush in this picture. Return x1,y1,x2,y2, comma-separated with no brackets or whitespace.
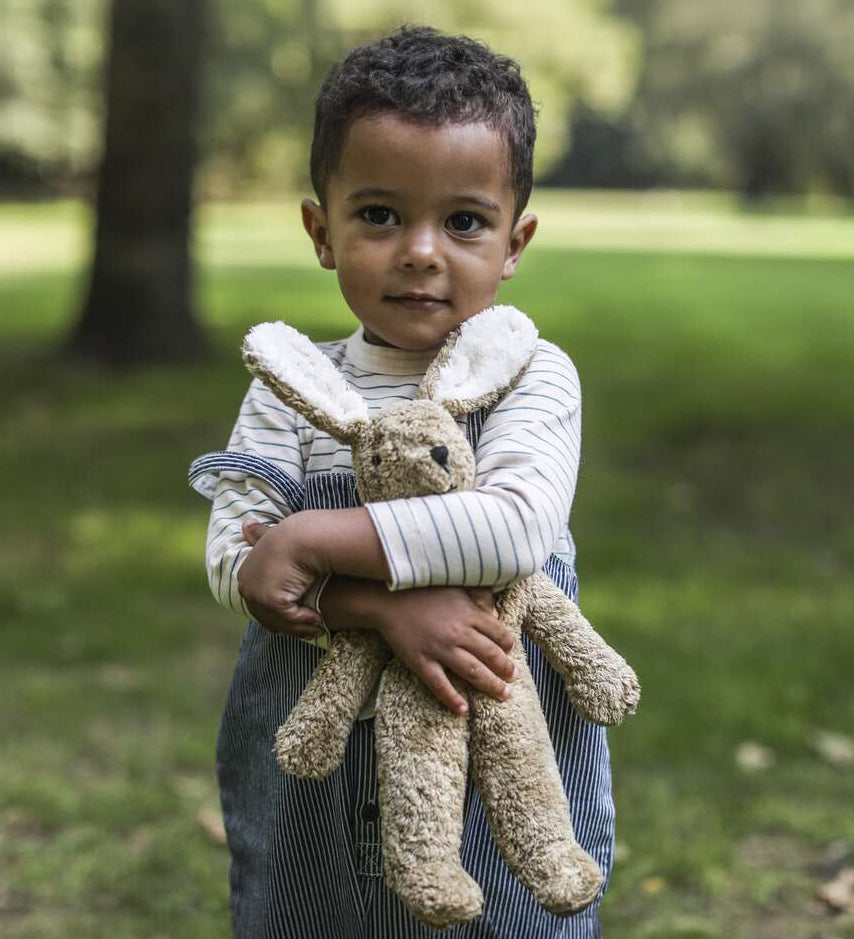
549,0,854,200
0,0,637,197
2,0,853,201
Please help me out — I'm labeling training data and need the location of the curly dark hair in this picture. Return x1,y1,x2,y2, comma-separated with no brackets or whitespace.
310,25,537,222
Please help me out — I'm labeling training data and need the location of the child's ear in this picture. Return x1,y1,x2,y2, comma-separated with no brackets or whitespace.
301,198,335,270
501,212,538,280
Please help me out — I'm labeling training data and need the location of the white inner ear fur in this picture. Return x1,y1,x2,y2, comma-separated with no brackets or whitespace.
243,321,369,424
430,305,539,404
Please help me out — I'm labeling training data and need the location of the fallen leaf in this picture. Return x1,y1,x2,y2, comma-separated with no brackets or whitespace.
127,827,154,854
197,806,227,845
816,867,854,913
811,730,854,767
97,664,141,691
735,741,775,772
614,840,631,864
640,876,665,895
821,840,852,868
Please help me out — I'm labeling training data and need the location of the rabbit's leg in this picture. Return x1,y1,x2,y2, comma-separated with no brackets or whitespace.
375,658,483,929
469,641,603,916
275,631,390,779
522,572,640,726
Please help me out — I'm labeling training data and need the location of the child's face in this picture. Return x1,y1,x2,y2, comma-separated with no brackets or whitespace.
302,113,537,351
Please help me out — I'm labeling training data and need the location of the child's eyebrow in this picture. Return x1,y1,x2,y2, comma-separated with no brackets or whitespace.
454,194,502,214
346,187,396,202
345,186,502,215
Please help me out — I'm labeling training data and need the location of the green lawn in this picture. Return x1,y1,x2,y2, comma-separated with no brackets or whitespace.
1,195,853,939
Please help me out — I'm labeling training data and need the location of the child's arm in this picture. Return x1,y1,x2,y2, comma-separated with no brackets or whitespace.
239,521,518,708
239,340,581,601
244,569,517,712
196,377,324,638
324,577,517,712
367,340,582,590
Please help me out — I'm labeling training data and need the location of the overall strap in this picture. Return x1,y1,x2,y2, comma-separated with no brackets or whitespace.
187,450,304,512
464,404,493,452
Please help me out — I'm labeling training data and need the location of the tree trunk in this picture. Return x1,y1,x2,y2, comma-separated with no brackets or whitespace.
68,0,207,365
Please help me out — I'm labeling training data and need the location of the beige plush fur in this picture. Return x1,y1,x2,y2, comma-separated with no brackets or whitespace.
242,307,640,929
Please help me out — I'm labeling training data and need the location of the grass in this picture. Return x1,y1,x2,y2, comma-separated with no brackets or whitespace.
1,194,853,938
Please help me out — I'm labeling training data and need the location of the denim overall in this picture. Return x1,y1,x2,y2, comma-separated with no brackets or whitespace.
190,409,614,939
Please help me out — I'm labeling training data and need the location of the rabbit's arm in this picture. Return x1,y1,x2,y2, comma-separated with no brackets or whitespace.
365,341,581,592
275,629,390,778
521,573,640,726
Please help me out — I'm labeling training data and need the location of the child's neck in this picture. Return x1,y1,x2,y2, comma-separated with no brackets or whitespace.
362,328,395,348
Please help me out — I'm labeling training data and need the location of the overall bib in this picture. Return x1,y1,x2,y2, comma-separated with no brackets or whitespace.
191,410,615,939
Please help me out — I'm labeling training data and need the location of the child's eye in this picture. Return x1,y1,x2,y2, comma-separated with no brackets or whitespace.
360,205,399,227
446,212,485,234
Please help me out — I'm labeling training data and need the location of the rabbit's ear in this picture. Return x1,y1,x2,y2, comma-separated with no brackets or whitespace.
419,305,539,415
242,322,369,444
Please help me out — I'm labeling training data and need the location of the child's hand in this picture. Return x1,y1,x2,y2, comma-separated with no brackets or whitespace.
324,578,517,714
376,586,517,714
238,518,324,638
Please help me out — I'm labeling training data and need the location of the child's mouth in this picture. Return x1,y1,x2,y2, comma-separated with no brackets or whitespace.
385,295,449,311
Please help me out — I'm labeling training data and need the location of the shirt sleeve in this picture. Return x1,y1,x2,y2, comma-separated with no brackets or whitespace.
201,379,311,620
365,340,582,591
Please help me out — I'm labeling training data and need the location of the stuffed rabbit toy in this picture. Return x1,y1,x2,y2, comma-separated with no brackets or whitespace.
241,305,640,929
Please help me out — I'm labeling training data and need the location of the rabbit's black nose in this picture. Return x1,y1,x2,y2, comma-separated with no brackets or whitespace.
430,445,449,468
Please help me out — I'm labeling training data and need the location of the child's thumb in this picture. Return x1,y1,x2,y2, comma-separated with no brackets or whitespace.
242,518,272,546
279,602,324,634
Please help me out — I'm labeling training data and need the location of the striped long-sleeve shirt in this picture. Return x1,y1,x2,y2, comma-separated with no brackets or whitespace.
192,325,582,619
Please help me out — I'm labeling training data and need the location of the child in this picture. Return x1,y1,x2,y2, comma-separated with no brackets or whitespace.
189,25,614,939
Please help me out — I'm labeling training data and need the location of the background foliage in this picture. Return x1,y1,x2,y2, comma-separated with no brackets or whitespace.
4,0,854,199
2,195,854,938
2,1,853,936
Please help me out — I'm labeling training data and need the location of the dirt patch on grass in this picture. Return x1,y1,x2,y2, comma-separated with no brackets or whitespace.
733,834,854,939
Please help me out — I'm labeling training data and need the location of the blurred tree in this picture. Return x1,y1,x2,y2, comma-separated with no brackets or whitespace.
197,0,639,193
0,0,638,195
5,0,854,200
0,0,104,193
635,0,854,199
320,0,640,179
68,0,207,364
561,0,854,199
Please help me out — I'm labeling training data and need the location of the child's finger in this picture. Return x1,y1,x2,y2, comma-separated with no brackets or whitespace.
246,602,323,638
447,649,512,703
288,623,326,639
250,596,321,632
276,603,322,628
419,662,469,715
467,587,498,617
461,631,518,683
468,608,514,653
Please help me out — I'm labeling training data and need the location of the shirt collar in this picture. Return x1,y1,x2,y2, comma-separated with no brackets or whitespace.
344,326,440,376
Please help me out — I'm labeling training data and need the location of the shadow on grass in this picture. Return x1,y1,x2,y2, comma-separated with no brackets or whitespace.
1,250,853,937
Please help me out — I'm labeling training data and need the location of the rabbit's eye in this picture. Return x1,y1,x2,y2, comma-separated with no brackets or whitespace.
372,454,382,467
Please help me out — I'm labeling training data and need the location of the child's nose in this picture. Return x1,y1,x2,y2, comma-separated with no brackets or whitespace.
397,225,443,272
430,445,449,467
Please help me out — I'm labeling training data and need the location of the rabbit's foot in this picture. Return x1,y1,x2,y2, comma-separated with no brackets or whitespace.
274,713,347,780
567,656,641,726
390,858,483,930
520,838,603,916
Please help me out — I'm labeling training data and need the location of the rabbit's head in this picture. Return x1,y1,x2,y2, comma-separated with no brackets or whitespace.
242,306,538,503
351,399,475,502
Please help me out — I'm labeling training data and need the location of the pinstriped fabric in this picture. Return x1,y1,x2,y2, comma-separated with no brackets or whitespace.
216,551,611,939
189,451,304,509
364,338,582,593
194,329,581,618
211,466,612,937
